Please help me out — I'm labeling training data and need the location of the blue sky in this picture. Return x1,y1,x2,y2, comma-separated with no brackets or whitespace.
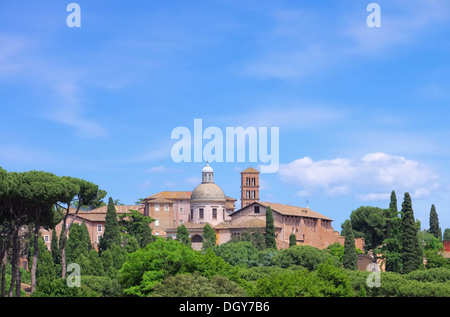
1,0,450,233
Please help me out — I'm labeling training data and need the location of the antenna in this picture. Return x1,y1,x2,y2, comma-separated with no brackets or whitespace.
306,199,310,208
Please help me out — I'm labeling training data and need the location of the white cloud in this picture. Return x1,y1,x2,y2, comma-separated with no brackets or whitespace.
279,152,440,200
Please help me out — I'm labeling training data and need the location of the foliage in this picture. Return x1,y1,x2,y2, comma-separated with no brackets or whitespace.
99,197,122,253
202,224,216,251
66,221,92,264
265,206,276,249
382,190,403,273
429,204,442,241
273,245,339,271
444,228,450,241
342,220,357,270
151,272,246,297
401,193,422,273
118,209,154,248
349,206,386,253
289,233,296,247
176,224,191,247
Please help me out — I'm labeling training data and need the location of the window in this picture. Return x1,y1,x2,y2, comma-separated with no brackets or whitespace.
155,204,160,211
164,204,169,211
44,235,49,242
254,205,260,214
155,231,160,236
190,209,194,220
173,220,176,226
199,208,204,219
179,207,183,213
155,219,160,226
97,225,102,232
180,220,183,225
97,235,101,243
212,208,217,219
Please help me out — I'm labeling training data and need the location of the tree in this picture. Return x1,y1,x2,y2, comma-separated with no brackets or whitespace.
444,229,450,242
401,193,422,274
350,206,386,256
56,177,103,279
98,197,121,253
118,209,154,248
50,227,61,266
265,206,276,249
289,234,296,247
342,220,358,270
383,190,403,273
66,222,92,264
202,224,216,251
429,204,442,241
176,224,191,247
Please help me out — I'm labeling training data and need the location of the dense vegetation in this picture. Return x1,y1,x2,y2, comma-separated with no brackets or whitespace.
1,167,449,297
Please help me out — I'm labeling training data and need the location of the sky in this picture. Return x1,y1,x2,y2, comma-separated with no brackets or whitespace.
1,0,450,233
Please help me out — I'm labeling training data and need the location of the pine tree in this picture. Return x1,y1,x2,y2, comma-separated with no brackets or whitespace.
99,197,121,253
202,224,216,251
429,204,442,241
401,193,422,274
176,224,191,247
265,206,277,249
289,233,296,247
342,220,358,270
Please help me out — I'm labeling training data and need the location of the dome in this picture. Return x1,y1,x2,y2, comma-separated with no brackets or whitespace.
190,183,226,203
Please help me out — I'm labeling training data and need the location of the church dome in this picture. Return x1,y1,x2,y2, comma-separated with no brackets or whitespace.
190,183,226,203
191,163,226,203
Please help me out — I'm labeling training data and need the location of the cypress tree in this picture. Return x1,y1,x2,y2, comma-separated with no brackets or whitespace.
265,206,277,249
444,228,450,242
429,204,442,241
50,230,61,265
99,197,121,253
176,224,191,247
342,220,358,270
289,233,296,247
401,193,422,273
202,224,216,251
383,190,402,273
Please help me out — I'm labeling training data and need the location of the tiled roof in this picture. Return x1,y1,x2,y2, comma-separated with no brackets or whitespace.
145,191,192,201
257,201,333,221
68,205,141,222
241,167,259,173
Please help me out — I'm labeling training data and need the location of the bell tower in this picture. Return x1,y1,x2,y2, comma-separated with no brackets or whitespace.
240,167,260,208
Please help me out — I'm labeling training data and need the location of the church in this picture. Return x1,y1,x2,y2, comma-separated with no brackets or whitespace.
143,163,364,251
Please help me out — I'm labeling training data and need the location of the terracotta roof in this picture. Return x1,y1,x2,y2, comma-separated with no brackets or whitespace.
258,201,333,221
145,191,192,201
241,167,260,173
68,205,141,222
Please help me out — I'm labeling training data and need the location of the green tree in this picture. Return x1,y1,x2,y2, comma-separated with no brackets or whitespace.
444,229,450,241
383,190,403,273
118,209,154,248
176,224,191,247
56,177,102,279
265,206,276,250
66,222,92,264
342,220,358,270
401,193,422,274
273,245,339,271
350,206,386,256
289,234,296,247
29,235,56,288
202,224,216,251
429,204,442,241
50,229,61,265
151,272,246,297
99,197,122,253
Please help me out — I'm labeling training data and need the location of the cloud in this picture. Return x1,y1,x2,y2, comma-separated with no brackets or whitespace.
279,152,440,200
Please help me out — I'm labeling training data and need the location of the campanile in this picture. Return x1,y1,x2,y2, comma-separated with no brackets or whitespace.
240,167,260,208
